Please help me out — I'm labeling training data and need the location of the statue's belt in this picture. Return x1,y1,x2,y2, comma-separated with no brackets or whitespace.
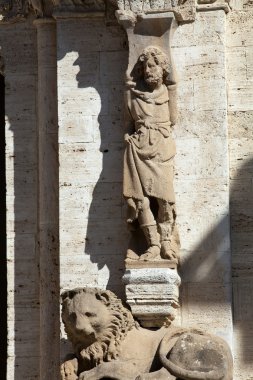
134,120,171,138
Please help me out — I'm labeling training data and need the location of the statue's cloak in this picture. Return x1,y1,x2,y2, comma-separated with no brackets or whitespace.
123,84,176,202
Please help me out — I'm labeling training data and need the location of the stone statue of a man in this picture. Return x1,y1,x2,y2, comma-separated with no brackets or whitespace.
123,46,180,261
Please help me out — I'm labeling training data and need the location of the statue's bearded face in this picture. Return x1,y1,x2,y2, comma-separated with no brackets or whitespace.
144,56,163,87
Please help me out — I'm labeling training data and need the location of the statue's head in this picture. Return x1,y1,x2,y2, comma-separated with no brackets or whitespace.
61,287,136,367
131,46,171,88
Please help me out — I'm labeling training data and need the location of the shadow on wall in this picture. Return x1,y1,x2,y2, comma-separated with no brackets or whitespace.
179,157,253,365
57,19,129,298
77,50,128,297
0,72,7,379
3,21,41,380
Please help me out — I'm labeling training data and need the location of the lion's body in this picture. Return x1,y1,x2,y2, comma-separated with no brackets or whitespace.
61,288,233,380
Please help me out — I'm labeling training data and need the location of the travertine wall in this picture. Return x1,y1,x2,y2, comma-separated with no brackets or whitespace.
1,20,40,379
57,18,128,297
227,4,253,379
172,10,233,343
2,6,253,380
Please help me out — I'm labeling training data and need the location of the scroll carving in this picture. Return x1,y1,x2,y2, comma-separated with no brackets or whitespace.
112,0,196,22
123,46,180,263
60,287,233,380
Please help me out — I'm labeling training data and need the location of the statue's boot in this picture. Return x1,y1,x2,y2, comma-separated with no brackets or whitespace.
140,224,161,260
158,222,179,262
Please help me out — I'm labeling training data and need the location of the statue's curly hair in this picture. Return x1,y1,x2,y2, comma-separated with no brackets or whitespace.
131,45,172,86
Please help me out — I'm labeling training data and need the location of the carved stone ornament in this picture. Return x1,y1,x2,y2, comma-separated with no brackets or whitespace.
0,0,231,22
123,267,181,327
0,0,54,22
123,45,180,263
113,0,196,23
60,287,233,380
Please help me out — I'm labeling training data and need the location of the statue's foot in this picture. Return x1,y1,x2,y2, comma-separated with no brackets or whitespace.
126,250,139,260
160,241,178,262
139,245,160,261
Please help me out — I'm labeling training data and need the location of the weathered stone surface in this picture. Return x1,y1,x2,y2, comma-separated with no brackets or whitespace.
4,2,253,378
60,287,233,380
227,9,253,378
1,20,40,380
122,45,180,262
123,267,181,327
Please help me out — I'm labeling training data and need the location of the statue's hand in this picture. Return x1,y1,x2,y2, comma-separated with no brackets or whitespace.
124,133,131,143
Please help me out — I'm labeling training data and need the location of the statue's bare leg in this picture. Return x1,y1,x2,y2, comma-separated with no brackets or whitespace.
138,197,161,260
157,200,179,260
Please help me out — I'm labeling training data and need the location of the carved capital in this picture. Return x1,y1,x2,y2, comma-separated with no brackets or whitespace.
113,0,196,23
0,0,231,23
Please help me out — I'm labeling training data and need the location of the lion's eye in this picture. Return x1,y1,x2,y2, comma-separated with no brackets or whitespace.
85,312,96,318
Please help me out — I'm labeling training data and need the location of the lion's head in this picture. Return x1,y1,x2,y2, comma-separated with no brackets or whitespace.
61,287,137,369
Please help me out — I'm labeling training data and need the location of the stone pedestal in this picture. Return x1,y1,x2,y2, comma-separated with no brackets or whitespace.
123,261,181,327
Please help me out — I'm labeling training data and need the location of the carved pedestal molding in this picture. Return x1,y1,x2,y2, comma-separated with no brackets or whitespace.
123,266,181,327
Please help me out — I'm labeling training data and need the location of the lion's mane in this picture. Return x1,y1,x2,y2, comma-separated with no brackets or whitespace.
61,287,137,369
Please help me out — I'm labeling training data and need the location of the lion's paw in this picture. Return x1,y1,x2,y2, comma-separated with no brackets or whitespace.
78,369,98,380
61,360,78,380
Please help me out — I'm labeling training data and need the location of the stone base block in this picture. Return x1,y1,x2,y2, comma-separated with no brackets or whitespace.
123,266,181,327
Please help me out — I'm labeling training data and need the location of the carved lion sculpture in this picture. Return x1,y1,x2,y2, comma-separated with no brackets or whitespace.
61,287,233,380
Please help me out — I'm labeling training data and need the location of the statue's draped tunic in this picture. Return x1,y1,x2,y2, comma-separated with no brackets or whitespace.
123,84,176,203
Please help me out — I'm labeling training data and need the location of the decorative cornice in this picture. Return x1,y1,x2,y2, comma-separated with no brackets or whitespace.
0,0,231,24
112,0,196,23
